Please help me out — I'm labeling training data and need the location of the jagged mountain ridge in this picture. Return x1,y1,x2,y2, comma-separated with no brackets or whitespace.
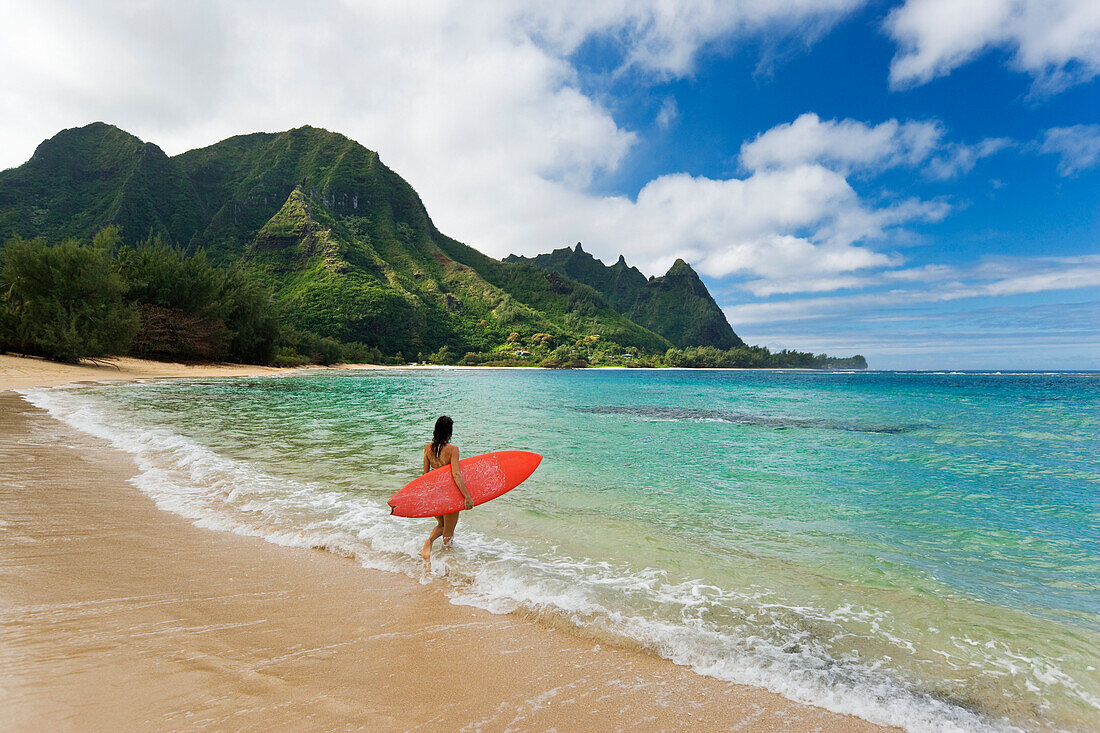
0,123,737,354
505,244,743,349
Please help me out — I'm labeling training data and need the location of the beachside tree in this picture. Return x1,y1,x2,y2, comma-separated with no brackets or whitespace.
115,235,280,364
0,234,138,363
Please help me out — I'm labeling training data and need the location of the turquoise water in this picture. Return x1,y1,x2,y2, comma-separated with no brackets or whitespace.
23,369,1100,731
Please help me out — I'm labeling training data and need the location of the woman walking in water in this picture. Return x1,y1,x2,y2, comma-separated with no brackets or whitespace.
421,415,473,565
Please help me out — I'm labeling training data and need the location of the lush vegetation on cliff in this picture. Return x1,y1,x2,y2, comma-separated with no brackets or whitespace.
505,244,743,349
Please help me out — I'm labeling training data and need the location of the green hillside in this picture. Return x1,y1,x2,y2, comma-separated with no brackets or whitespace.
505,244,743,348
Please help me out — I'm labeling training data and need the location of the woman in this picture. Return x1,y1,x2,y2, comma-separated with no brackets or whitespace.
421,415,474,565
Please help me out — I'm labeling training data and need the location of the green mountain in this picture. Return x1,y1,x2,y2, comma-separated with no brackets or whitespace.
0,122,204,247
505,244,743,348
0,123,690,356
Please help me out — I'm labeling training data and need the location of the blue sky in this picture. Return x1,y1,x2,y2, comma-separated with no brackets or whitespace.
0,1,1097,368
569,2,1100,368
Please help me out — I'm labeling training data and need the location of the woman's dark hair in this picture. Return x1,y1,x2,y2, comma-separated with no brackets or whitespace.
431,415,453,457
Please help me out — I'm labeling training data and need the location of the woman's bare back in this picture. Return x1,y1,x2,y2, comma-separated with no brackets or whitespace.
424,442,458,470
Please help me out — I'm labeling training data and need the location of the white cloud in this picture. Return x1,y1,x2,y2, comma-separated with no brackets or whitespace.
1040,125,1100,175
741,113,943,173
568,165,947,285
740,113,1010,179
455,162,942,290
926,137,1014,179
655,97,679,130
886,0,1100,93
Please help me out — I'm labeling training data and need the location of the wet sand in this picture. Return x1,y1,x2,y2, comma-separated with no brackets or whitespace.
0,353,381,390
1,381,892,731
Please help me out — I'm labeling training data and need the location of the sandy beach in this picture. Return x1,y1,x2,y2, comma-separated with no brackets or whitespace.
1,355,892,731
0,353,381,390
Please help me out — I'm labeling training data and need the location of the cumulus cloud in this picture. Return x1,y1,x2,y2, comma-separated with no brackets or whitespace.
886,0,1100,93
612,165,942,282
741,114,943,173
459,162,944,292
740,113,1010,179
1040,125,1100,175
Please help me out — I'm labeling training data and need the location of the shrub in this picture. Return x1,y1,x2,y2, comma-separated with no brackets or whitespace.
272,347,310,367
427,344,455,364
341,342,383,363
129,303,230,361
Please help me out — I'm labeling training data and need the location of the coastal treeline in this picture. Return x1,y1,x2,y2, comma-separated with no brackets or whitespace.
422,341,866,369
2,229,290,365
0,229,865,370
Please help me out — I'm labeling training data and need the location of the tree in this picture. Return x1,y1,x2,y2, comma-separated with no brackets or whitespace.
0,235,138,363
221,268,280,364
428,345,455,364
115,236,280,363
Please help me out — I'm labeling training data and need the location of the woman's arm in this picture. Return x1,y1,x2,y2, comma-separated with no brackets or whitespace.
422,446,431,475
450,447,474,510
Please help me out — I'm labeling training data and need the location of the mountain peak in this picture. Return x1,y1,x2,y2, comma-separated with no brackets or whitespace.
282,124,350,144
666,258,697,277
2,121,201,246
55,120,132,138
29,121,147,164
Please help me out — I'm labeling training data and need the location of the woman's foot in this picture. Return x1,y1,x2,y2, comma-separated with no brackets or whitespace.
421,539,432,565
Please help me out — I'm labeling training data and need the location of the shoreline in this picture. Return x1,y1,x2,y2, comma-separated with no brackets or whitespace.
1,356,893,731
0,353,385,390
0,353,853,391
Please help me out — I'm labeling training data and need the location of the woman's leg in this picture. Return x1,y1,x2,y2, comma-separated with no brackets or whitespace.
441,512,460,548
421,516,445,562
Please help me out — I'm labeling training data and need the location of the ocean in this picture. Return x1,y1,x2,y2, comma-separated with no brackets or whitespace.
21,368,1100,731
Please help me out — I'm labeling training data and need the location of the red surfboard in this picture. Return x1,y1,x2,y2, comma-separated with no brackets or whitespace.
388,450,542,518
